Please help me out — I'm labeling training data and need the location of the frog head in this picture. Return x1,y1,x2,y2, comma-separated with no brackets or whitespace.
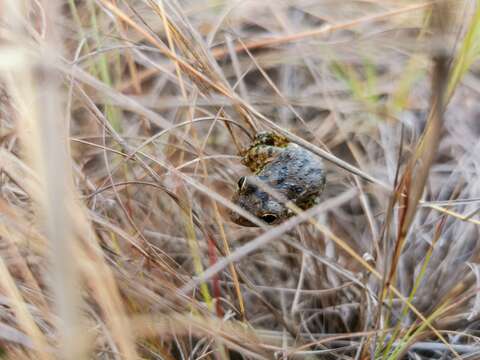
240,132,290,173
253,131,289,148
230,175,291,227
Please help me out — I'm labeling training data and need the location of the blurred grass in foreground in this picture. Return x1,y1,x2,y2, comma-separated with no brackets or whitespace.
0,0,479,359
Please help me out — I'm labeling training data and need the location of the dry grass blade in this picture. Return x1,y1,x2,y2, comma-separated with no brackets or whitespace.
1,0,479,359
211,1,436,58
399,2,451,249
119,2,436,91
3,0,83,357
33,1,87,358
0,257,51,359
384,1,453,292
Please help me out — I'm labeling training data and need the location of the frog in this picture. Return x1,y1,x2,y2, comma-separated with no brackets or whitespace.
230,131,326,226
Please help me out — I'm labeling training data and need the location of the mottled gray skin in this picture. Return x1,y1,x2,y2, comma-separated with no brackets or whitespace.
231,141,326,227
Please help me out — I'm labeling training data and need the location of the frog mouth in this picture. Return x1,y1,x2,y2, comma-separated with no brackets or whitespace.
229,192,257,226
229,208,258,227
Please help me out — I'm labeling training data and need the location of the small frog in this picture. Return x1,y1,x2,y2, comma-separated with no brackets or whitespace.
231,132,326,226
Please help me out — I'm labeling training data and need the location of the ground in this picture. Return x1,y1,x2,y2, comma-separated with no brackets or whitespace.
0,1,479,359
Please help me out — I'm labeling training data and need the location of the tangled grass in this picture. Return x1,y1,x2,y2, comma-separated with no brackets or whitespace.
0,0,480,359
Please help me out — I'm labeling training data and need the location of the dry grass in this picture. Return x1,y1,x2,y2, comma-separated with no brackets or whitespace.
0,0,480,359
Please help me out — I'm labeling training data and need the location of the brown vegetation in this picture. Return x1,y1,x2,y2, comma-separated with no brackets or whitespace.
0,0,479,359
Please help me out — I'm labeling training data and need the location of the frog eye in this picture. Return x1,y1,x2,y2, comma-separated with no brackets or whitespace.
237,176,247,190
261,214,277,224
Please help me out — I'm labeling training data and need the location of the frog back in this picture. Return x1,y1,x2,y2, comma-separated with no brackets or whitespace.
257,143,326,208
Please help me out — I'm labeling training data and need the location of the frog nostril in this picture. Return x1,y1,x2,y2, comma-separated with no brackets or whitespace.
261,214,277,224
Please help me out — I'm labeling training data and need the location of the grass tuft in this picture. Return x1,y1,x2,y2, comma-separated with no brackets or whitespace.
0,1,479,359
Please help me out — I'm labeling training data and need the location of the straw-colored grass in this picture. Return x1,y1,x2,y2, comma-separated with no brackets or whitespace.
0,0,479,359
